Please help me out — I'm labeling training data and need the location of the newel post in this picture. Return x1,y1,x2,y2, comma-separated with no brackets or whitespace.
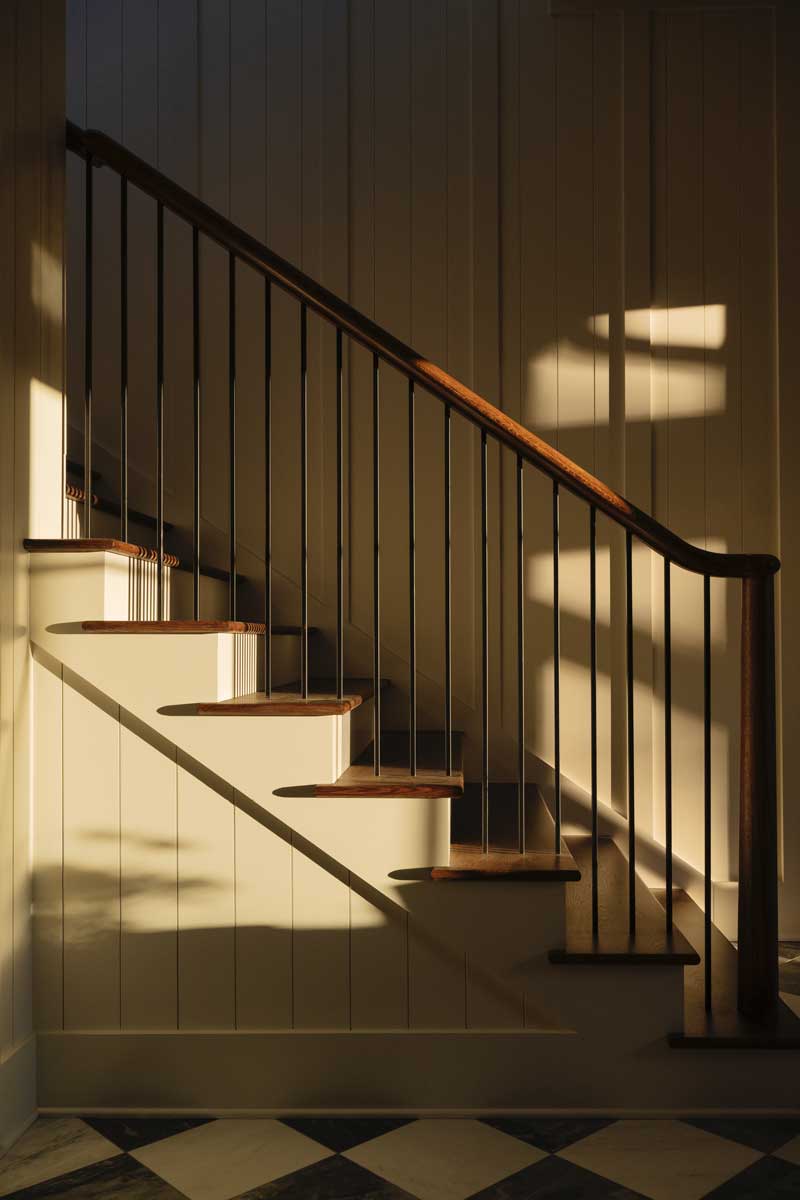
737,572,779,1022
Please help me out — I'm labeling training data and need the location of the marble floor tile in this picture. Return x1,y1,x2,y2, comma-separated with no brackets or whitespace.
774,1133,800,1166
684,1117,800,1155
7,1153,187,1199
702,1155,800,1198
131,1118,332,1200
468,1153,648,1198
235,1153,418,1199
557,1119,761,1200
780,990,800,1018
0,1118,121,1198
481,1117,617,1155
344,1118,544,1200
83,1116,213,1152
277,1118,413,1153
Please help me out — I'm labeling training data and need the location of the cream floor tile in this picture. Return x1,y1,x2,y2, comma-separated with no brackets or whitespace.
131,1118,332,1200
558,1118,762,1200
775,1133,800,1165
344,1118,544,1200
780,990,800,1019
0,1117,121,1198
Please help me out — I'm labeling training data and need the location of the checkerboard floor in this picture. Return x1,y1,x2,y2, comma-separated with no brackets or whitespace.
4,1115,800,1200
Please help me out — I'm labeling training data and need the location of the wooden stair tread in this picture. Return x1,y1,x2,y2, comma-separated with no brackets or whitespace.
661,889,800,1049
81,620,314,636
315,730,464,797
25,537,180,567
198,678,387,716
548,838,699,965
66,483,175,532
433,785,580,881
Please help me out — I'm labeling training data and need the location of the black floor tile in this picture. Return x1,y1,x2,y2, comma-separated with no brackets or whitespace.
684,1118,800,1156
277,1118,413,1153
81,1116,213,1152
7,1154,185,1199
702,1155,800,1198
234,1154,417,1199
480,1118,617,1155
467,1155,647,1199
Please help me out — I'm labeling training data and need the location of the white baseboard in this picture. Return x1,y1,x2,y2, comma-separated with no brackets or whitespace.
37,1029,800,1113
0,1036,37,1154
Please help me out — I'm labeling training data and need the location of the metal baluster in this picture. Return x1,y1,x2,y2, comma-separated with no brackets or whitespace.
553,481,561,851
120,176,128,543
228,252,236,620
481,429,489,854
300,302,308,698
444,405,452,777
156,201,165,619
409,379,417,775
264,280,272,697
373,354,381,775
590,505,598,934
84,154,93,537
517,454,525,855
192,225,200,619
664,557,673,933
704,574,712,1010
336,328,344,701
626,529,636,933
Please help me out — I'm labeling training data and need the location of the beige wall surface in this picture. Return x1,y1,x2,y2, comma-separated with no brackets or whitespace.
1,0,64,1148
65,2,798,929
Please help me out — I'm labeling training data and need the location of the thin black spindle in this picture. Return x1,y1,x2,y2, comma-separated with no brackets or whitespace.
192,225,200,619
264,280,272,697
517,455,525,855
704,574,712,1010
228,252,237,620
156,201,165,619
444,406,452,776
336,328,344,701
120,176,128,543
300,302,308,698
590,506,598,934
626,529,636,934
481,430,489,854
553,482,561,851
408,379,417,776
664,557,673,933
373,354,381,775
84,154,93,537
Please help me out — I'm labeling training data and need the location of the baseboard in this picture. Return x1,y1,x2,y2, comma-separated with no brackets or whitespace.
37,1028,800,1112
0,1036,37,1154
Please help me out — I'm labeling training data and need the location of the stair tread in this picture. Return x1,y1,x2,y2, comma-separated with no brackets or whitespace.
66,483,175,532
81,620,315,636
548,838,700,965
433,785,580,881
198,678,387,716
661,889,800,1049
315,730,464,797
25,537,180,567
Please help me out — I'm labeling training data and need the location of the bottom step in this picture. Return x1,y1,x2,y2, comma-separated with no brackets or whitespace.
662,889,800,1049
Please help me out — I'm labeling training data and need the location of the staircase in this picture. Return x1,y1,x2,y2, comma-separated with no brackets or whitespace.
22,121,800,1113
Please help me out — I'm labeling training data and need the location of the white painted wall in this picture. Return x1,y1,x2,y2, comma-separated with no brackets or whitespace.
63,0,798,935
0,0,65,1149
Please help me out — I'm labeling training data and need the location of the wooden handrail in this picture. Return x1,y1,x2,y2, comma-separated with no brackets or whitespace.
67,120,778,581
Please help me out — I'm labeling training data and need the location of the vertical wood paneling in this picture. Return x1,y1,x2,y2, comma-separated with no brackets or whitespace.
291,845,349,1030
350,892,408,1031
176,757,235,1029
62,672,120,1030
33,657,64,1030
234,800,292,1030
120,715,177,1029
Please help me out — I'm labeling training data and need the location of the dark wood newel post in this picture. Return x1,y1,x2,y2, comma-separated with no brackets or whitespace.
738,572,779,1022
